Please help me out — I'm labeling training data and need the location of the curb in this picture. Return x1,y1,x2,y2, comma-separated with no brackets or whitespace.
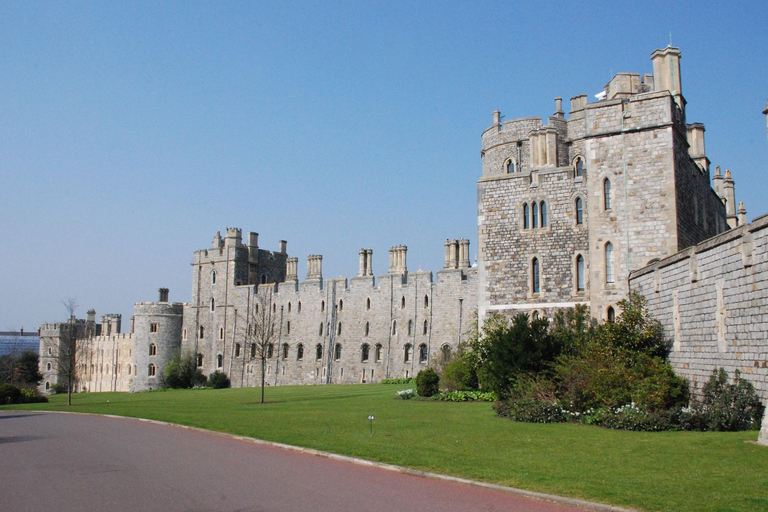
20,410,639,512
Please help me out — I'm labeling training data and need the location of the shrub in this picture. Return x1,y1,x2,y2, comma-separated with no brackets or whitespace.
165,352,205,389
208,371,230,389
51,383,68,394
396,389,414,399
382,378,414,384
440,355,478,391
191,370,208,388
695,368,764,431
0,383,21,404
415,368,440,397
19,387,48,403
432,390,496,402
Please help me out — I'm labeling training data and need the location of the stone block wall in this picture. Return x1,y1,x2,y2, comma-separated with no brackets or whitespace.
629,214,768,401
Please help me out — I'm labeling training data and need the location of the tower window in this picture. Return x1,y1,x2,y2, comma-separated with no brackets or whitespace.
505,158,515,173
392,320,397,335
440,344,451,363
532,257,541,293
334,343,342,361
366,298,371,310
575,157,584,177
604,178,612,210
605,242,615,283
316,344,323,360
149,343,157,356
338,299,343,311
576,254,585,292
211,270,216,285
424,295,429,308
575,197,584,225
199,326,205,339
408,320,413,335
532,202,538,228
404,344,412,363
297,343,304,360
607,306,616,322
235,343,241,357
419,344,428,363
219,327,224,340
523,203,530,229
423,320,428,335
210,298,215,312
540,201,547,227
282,343,289,359
217,354,223,368
375,344,383,362
148,364,156,377
150,323,159,333
364,322,369,337
196,353,203,367
361,343,370,362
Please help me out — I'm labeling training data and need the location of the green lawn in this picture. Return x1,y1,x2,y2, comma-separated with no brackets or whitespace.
4,384,767,512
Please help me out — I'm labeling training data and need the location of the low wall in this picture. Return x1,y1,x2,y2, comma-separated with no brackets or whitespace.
629,213,768,401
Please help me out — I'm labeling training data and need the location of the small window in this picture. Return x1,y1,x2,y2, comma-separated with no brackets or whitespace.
575,157,584,177
532,257,541,293
338,299,343,311
265,343,273,358
217,354,223,368
440,344,451,363
366,298,371,310
48,347,52,355
150,323,159,333
575,197,584,225
364,322,369,337
419,344,428,363
219,327,224,340
532,310,540,320
540,201,547,227
196,353,203,367
149,343,157,356
182,328,187,340
251,343,256,358
361,343,370,362
297,343,304,360
423,320,428,335
46,362,52,371
401,296,406,309
282,343,289,359
235,343,241,357
532,202,539,228
605,242,615,283
273,303,276,313
523,203,530,229
404,344,412,363
424,295,429,308
199,326,205,339
288,302,292,313
321,300,325,312
408,320,413,336
576,254,585,292
210,298,215,312
375,344,383,362
337,322,342,335
298,301,302,313
287,321,291,335
392,320,397,335
316,344,323,360
45,381,50,390
334,343,342,361
261,274,267,284
319,323,323,336
211,270,216,285
604,178,612,210
505,158,515,173
607,306,616,322
127,364,131,375
148,364,156,377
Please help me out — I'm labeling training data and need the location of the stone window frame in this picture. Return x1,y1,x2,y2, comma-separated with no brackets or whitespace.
150,322,159,333
148,363,156,377
504,157,517,174
196,353,204,367
46,362,52,371
366,298,371,310
575,253,586,293
603,178,612,211
422,320,428,335
572,155,586,179
418,343,428,364
315,343,323,361
605,241,615,284
337,322,342,336
523,203,530,230
199,326,205,339
288,302,292,313
530,256,542,295
318,323,323,336
149,343,157,356
539,200,548,227
361,343,370,363
321,300,325,312
334,343,342,361
404,343,413,363
338,299,343,311
298,301,302,313
219,326,224,340
287,321,291,335
574,196,585,225
217,354,223,368
282,343,289,360
532,202,539,228
267,343,274,359
296,343,304,361
440,344,451,363
182,328,187,341
532,310,540,320
401,296,406,309
210,298,215,312
235,343,241,358
364,321,370,337
392,320,397,335
606,306,616,322
407,320,413,336
211,270,216,285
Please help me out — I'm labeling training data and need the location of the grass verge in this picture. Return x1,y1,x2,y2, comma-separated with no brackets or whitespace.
4,383,767,512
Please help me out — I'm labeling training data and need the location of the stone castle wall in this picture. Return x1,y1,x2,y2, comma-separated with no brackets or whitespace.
629,214,768,400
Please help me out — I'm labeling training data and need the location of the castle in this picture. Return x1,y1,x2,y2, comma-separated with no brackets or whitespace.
40,46,767,400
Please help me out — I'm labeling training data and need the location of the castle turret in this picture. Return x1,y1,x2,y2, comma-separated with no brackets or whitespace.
687,123,709,172
651,46,683,108
131,292,184,392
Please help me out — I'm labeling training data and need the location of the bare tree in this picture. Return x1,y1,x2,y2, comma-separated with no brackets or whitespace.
58,298,80,406
240,287,277,404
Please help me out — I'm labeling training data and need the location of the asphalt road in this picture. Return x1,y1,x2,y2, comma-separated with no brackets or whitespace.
0,411,589,512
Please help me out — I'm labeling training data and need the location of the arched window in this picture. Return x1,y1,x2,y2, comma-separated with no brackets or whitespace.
361,343,370,362
319,323,323,336
199,326,205,339
267,343,274,358
366,298,371,310
149,343,157,356
607,306,616,322
196,353,203,367
423,320,428,335
282,343,289,359
261,274,267,284
46,362,52,371
334,343,342,361
273,303,277,313
575,197,584,225
364,322,369,337
408,320,413,335
375,344,383,362
297,343,304,360
337,322,342,335
338,299,343,311
576,254,585,292
315,344,323,360
523,203,530,229
321,300,325,312
532,258,541,293
211,270,216,285
440,344,451,363
575,157,584,177
148,364,156,377
605,242,615,283
217,354,223,368
532,310,540,320
604,178,612,210
404,344,412,363
298,301,302,313
235,343,241,357
251,343,256,358
392,320,397,335
424,295,429,308
210,298,215,311
532,202,539,228
505,158,515,174
540,201,547,227
401,296,406,309
288,302,292,312
419,344,428,363
45,381,50,390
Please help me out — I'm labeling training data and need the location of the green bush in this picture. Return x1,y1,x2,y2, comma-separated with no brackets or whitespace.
381,378,414,384
432,390,496,402
19,387,48,403
440,355,478,391
695,368,764,431
51,383,68,394
0,383,21,404
165,352,207,389
396,388,414,399
208,371,230,389
415,368,440,397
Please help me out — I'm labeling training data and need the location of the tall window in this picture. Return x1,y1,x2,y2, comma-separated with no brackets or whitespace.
532,258,540,293
148,364,156,377
338,299,343,311
150,323,159,333
441,344,451,363
235,343,241,357
297,343,304,360
319,323,323,336
282,343,289,359
423,320,428,335
404,344,412,363
267,343,274,358
419,344,428,363
321,300,325,312
199,326,205,339
392,320,397,335
575,157,584,177
210,298,215,312
607,306,616,322
424,295,429,308
540,201,547,227
604,179,612,210
605,242,615,283
361,343,370,362
334,343,342,360
286,321,291,334
251,343,256,358
219,327,224,340
401,297,406,309
505,159,515,173
375,343,383,362
217,354,223,368
575,197,584,225
211,270,216,285
149,343,157,356
366,298,371,310
408,320,413,335
532,203,539,228
576,254,585,291
364,322,370,336
523,204,530,229
315,344,323,360
196,353,203,367
337,322,342,335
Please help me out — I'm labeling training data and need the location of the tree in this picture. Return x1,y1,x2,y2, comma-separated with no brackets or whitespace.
241,287,278,404
57,299,80,406
13,350,42,387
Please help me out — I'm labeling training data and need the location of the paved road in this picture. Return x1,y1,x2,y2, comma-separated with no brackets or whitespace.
1,411,589,512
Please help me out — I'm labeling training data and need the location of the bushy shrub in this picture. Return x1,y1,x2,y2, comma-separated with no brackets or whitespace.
432,390,496,402
208,371,230,389
396,389,414,399
695,368,764,431
20,388,48,403
382,378,414,384
0,383,21,404
440,355,478,391
165,352,206,389
415,368,440,397
51,383,68,394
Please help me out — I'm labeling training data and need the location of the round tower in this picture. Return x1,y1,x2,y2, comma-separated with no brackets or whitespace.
130,288,184,392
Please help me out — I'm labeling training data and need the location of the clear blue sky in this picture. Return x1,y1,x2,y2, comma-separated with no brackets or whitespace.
2,1,767,330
